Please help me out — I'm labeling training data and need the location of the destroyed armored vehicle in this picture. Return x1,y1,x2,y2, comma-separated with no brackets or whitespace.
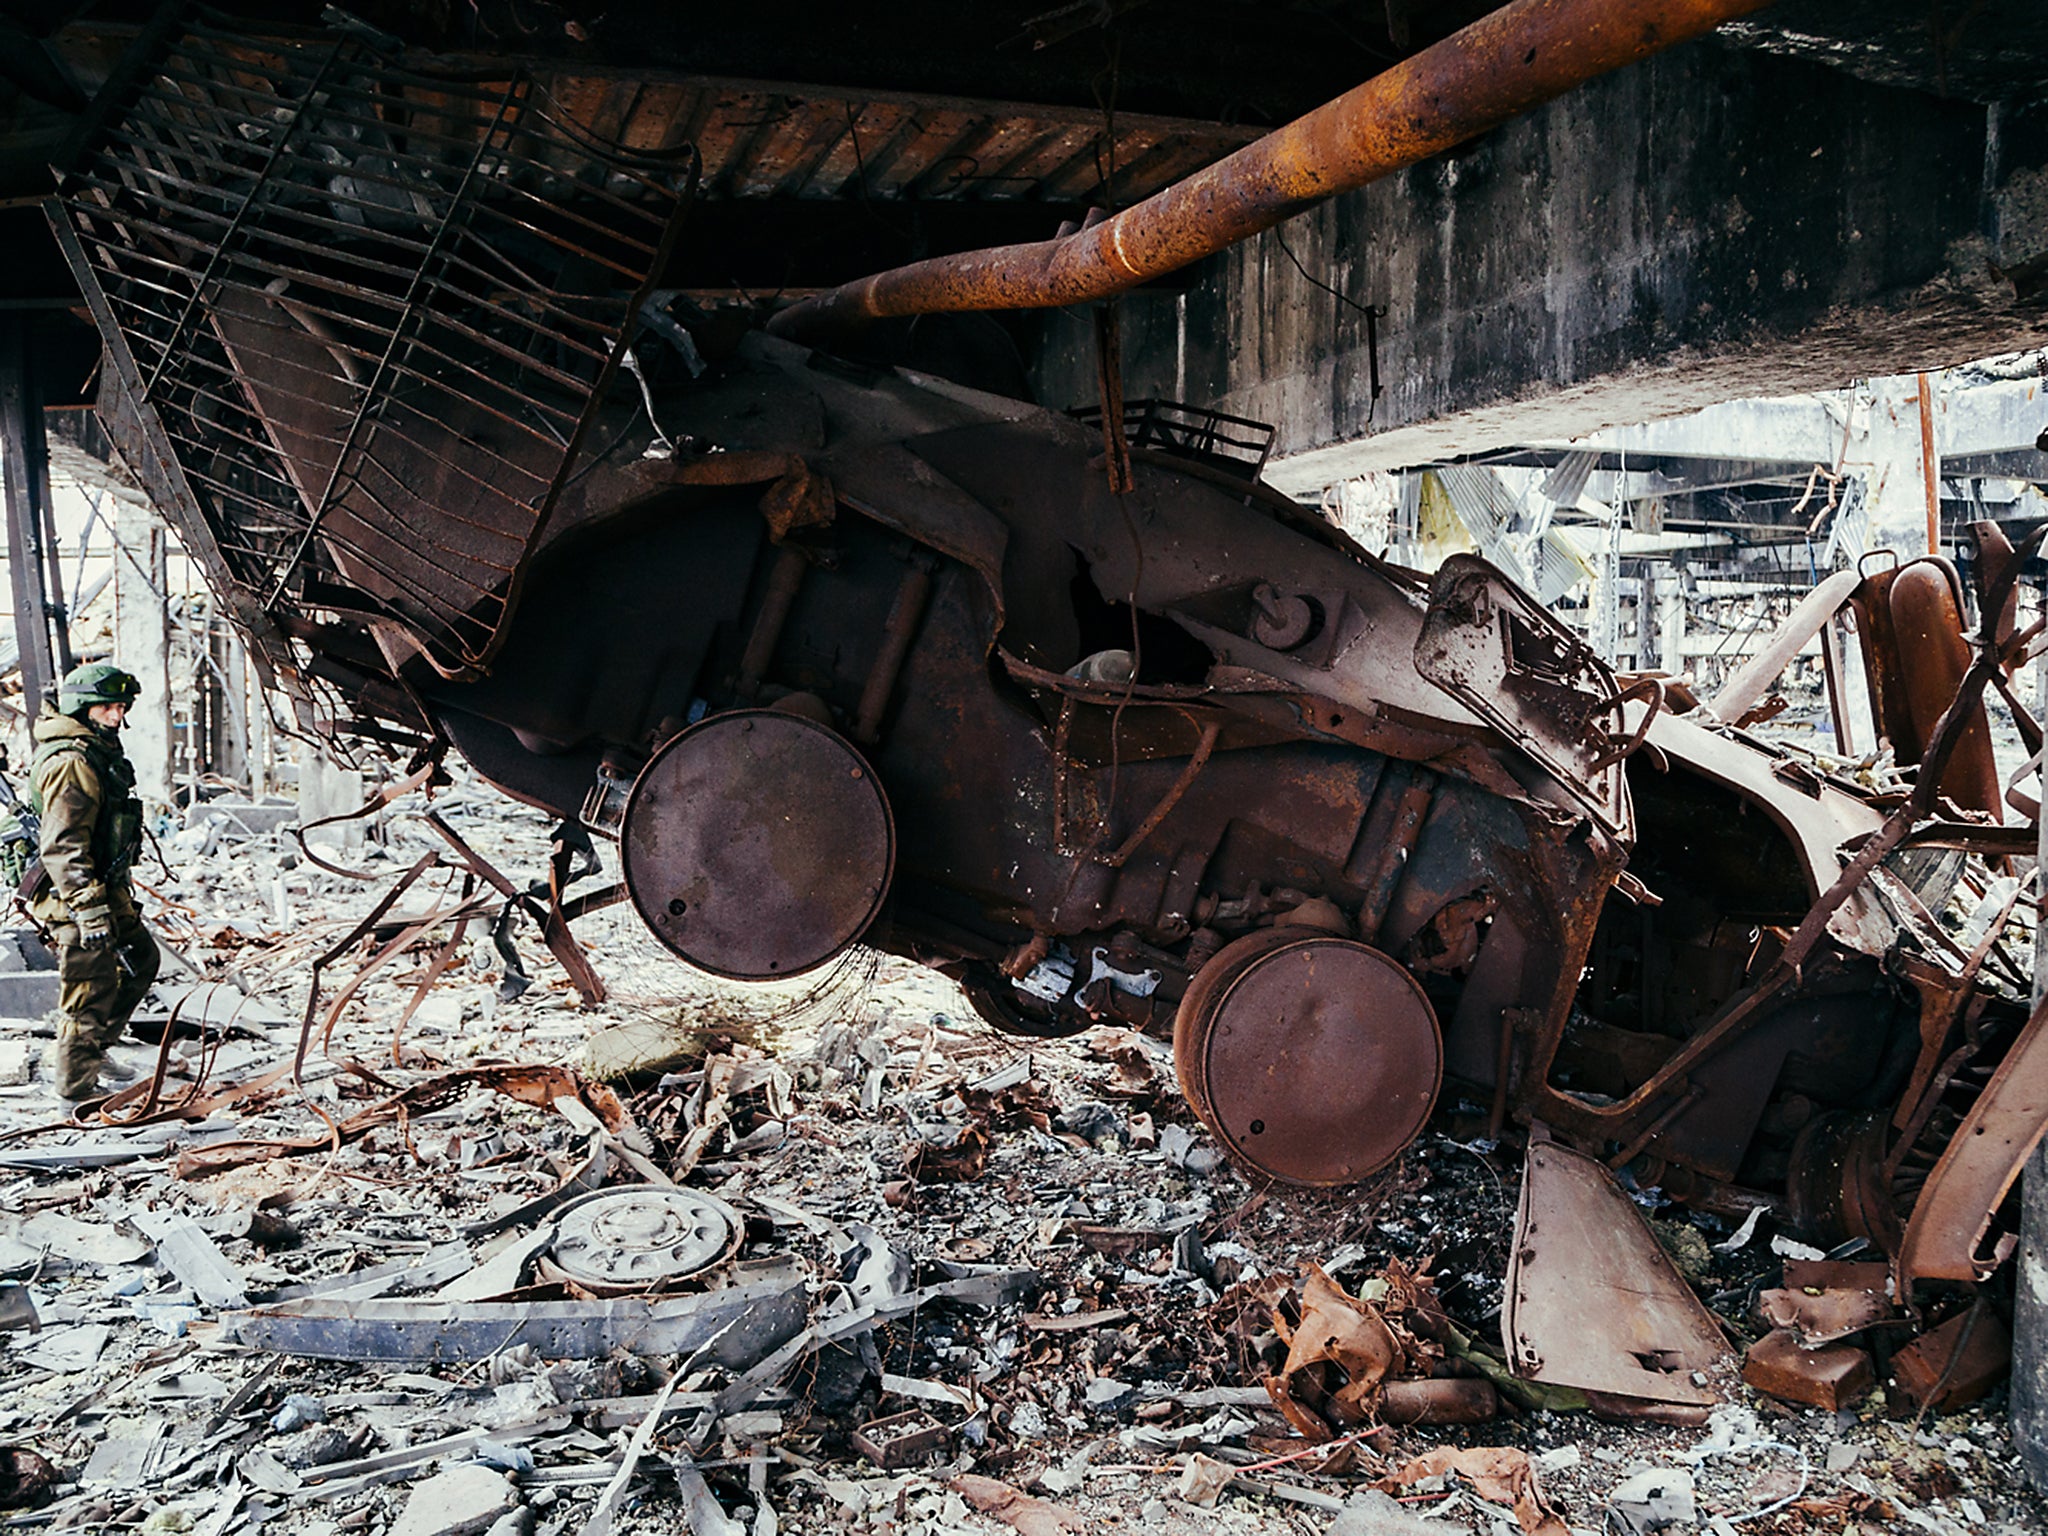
47,17,2048,1401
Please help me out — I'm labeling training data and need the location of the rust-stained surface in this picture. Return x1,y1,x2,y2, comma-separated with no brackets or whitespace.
1740,1328,1877,1412
621,709,895,980
46,1,2048,1411
1896,991,2048,1286
1175,930,1443,1186
1756,1259,1897,1348
767,0,1777,340
1505,1141,1732,1408
1892,1301,2014,1412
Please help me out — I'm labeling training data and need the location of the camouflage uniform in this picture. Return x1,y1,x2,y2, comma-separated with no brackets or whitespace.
28,705,159,1099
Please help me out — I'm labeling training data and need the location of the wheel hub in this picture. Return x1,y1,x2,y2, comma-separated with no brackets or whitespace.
1174,931,1442,1186
544,1187,744,1294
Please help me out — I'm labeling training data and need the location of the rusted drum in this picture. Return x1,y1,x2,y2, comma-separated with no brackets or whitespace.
1174,932,1442,1186
622,709,894,979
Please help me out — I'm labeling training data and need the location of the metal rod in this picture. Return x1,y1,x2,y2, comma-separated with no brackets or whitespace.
769,0,1774,340
1917,371,1940,556
138,38,351,399
267,77,530,608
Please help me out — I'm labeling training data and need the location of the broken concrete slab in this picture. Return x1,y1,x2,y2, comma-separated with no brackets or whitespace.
134,982,295,1033
128,1207,250,1309
1608,1465,1696,1536
388,1464,518,1536
434,1227,553,1304
1325,1488,1452,1536
1,1210,153,1267
0,974,61,1020
0,1283,36,1333
79,1415,168,1489
192,798,299,838
0,1040,33,1086
0,929,55,973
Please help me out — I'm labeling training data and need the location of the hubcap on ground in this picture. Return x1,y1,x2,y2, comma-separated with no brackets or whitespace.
545,1187,744,1294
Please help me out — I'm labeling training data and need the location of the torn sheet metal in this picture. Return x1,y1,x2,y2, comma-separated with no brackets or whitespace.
217,1261,806,1366
1414,554,1630,834
1757,1258,1895,1348
1504,1140,1730,1408
1892,1301,2012,1411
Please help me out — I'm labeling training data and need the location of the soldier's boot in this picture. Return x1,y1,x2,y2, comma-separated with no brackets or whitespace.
52,1015,130,1097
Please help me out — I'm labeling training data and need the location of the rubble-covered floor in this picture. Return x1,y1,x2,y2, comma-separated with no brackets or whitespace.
1,791,2045,1536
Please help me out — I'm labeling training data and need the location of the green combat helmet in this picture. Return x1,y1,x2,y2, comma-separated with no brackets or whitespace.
58,661,142,716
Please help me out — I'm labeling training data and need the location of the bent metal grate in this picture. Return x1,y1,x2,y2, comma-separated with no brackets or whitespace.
49,12,691,683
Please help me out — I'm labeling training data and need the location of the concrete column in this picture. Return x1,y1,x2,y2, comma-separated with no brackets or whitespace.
298,740,363,850
247,652,272,796
2019,1144,2048,1488
1658,571,1687,679
1592,507,1623,664
210,621,248,788
1853,374,1941,559
112,499,173,810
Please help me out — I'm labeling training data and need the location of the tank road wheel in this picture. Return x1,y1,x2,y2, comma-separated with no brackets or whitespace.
1173,932,1443,1187
621,709,895,980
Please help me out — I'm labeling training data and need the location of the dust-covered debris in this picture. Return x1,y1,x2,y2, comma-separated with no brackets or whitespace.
0,791,2041,1536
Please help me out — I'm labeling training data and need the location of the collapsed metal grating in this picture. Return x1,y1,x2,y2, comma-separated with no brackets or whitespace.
50,13,692,681
1068,399,1277,481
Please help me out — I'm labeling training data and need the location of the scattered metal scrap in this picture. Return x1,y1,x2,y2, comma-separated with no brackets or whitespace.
217,1261,809,1367
36,0,2048,1481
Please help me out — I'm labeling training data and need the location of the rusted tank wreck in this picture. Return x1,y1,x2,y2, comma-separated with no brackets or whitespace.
45,8,2048,1411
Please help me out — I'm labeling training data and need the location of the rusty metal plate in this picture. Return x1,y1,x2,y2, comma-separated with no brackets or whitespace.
622,710,894,979
1415,555,1628,834
1504,1141,1729,1406
1180,934,1441,1186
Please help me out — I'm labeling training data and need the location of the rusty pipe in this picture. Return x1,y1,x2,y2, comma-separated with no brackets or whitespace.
854,556,935,742
768,0,1775,341
737,544,810,702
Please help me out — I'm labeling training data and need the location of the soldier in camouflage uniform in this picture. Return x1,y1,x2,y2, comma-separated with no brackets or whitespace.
28,662,160,1100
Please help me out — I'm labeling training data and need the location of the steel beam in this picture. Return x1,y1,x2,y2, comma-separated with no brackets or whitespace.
0,315,67,713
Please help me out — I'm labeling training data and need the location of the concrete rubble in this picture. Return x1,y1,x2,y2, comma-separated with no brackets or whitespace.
0,789,2040,1536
